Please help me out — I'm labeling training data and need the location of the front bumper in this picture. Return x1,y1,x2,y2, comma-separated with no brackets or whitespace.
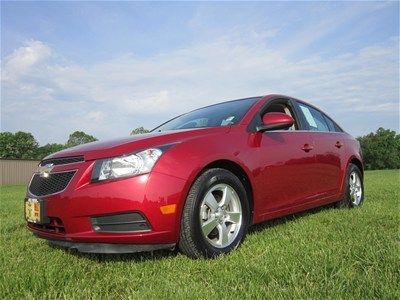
26,160,189,249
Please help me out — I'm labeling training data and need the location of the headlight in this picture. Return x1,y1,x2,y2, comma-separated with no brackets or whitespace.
91,148,163,182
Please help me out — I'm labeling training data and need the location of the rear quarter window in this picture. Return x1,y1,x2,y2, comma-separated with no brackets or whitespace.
323,114,343,133
323,115,336,132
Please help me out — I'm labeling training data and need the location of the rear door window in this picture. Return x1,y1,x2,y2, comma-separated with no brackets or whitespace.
298,103,330,132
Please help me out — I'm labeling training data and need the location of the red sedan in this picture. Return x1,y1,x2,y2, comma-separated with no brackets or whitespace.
25,94,364,258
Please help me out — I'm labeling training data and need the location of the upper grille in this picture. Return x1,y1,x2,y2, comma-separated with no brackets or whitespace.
40,156,84,166
29,171,76,197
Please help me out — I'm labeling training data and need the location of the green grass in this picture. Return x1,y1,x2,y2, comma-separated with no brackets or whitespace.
1,170,399,299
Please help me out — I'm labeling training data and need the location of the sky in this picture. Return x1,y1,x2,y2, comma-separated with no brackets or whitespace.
1,1,399,145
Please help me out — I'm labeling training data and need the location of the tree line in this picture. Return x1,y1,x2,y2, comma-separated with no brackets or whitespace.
0,131,97,160
357,127,399,170
0,127,149,160
0,127,398,169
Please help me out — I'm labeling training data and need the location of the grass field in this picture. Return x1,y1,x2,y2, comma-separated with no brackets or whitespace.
1,170,399,299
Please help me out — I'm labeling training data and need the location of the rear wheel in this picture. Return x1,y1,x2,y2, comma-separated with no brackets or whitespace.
179,168,250,258
337,163,364,208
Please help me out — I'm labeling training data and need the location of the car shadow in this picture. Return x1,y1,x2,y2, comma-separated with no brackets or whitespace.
47,203,337,262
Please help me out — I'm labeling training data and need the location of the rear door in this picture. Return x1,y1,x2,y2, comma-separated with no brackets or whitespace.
295,101,343,197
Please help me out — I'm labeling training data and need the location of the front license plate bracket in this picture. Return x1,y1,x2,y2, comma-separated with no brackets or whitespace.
25,198,49,224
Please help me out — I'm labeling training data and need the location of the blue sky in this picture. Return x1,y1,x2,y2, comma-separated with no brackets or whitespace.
1,1,399,145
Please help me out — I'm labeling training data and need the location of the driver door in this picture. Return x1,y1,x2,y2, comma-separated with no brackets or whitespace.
253,98,318,214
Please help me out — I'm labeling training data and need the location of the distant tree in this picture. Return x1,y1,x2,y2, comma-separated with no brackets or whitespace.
130,127,150,135
66,131,97,148
357,127,400,170
0,132,14,158
35,143,65,159
0,131,39,159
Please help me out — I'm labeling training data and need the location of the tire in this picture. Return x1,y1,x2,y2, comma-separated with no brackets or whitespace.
179,168,250,258
337,163,364,208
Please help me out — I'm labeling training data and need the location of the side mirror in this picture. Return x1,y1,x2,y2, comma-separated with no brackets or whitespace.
256,112,294,132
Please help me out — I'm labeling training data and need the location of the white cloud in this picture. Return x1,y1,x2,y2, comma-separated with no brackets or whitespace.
1,35,398,144
2,40,52,82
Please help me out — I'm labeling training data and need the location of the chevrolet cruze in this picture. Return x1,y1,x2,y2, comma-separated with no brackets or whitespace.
25,94,364,258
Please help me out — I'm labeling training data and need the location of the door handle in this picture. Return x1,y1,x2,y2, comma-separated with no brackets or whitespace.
302,144,314,152
335,141,343,148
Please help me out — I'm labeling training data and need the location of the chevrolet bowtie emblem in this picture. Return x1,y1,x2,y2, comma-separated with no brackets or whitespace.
36,163,54,178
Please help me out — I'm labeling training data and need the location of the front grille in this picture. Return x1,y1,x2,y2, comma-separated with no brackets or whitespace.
29,171,76,197
40,156,84,166
30,217,65,234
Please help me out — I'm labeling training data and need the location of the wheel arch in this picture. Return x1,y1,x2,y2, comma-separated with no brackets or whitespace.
200,159,254,221
348,156,364,176
339,156,364,195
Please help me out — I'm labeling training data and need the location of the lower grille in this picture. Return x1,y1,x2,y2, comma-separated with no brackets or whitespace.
30,217,65,234
29,171,76,197
91,213,151,232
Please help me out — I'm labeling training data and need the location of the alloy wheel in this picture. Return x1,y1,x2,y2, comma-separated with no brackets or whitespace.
349,171,362,206
199,183,243,248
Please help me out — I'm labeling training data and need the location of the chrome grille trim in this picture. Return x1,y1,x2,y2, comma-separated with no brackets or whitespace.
40,156,84,167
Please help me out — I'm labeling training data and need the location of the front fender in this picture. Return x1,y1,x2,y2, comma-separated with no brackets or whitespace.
151,127,253,236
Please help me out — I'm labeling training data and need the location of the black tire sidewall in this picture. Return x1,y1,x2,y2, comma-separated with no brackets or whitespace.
190,169,250,257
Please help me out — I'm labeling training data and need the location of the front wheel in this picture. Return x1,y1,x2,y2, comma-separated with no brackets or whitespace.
337,163,364,208
179,168,250,258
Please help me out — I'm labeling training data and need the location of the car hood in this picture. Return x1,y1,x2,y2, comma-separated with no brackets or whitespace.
45,127,230,161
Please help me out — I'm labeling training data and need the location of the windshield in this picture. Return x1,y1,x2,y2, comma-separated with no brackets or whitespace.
152,97,260,132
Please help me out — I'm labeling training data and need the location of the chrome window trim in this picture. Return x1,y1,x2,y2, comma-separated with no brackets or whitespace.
263,130,348,134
